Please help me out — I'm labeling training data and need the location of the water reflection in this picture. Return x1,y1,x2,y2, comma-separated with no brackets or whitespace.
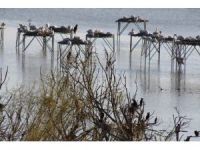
128,45,187,95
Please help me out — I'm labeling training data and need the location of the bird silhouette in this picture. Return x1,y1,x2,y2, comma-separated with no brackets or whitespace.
154,117,157,124
175,124,181,133
140,98,143,107
73,24,78,34
0,103,4,111
145,112,150,120
185,136,191,141
132,99,138,108
67,51,72,60
128,100,138,114
158,86,163,91
194,130,199,137
100,112,104,120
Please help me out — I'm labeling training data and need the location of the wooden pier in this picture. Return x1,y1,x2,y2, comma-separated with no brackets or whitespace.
16,24,54,53
10,15,200,82
128,29,200,74
57,36,91,71
86,29,115,52
49,25,76,39
116,16,148,51
16,24,55,67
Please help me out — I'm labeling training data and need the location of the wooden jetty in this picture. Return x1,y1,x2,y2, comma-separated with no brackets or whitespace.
57,36,91,71
11,15,200,79
86,29,115,52
16,24,54,53
116,16,148,51
49,25,76,39
128,28,200,74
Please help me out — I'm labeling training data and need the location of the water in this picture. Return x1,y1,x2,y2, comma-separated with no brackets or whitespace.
0,8,200,137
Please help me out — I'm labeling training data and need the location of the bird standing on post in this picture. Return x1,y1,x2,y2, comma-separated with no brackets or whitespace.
73,24,78,34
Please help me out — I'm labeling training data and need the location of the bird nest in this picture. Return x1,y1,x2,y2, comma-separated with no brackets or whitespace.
129,30,175,42
86,29,113,38
58,36,88,45
116,16,148,23
0,22,5,29
49,26,73,34
24,30,54,37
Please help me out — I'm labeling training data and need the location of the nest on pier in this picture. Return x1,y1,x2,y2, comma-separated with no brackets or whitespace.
86,29,113,38
116,16,148,23
58,36,88,45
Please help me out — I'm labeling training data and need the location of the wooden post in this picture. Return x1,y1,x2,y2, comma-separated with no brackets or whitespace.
117,22,121,52
113,35,115,53
148,40,151,73
51,35,54,69
130,35,132,53
144,39,147,72
175,44,178,72
57,44,59,72
158,40,161,68
144,22,147,31
22,35,25,53
43,36,47,54
52,35,54,52
16,31,19,52
171,42,174,73
184,45,186,75
59,44,62,72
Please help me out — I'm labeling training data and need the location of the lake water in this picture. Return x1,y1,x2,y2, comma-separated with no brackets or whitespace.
0,8,200,138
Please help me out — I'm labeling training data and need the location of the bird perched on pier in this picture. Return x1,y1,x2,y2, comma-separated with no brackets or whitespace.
1,22,5,27
73,24,78,34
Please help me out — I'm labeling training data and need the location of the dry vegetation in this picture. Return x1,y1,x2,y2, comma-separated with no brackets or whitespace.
0,47,197,141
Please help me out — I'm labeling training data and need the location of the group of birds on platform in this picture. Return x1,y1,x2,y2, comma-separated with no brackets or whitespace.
129,28,200,45
18,22,78,36
86,29,113,38
116,15,148,23
0,22,5,29
58,36,89,45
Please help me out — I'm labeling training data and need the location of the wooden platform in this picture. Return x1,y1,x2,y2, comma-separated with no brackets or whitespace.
86,30,113,38
58,37,88,45
49,26,73,34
